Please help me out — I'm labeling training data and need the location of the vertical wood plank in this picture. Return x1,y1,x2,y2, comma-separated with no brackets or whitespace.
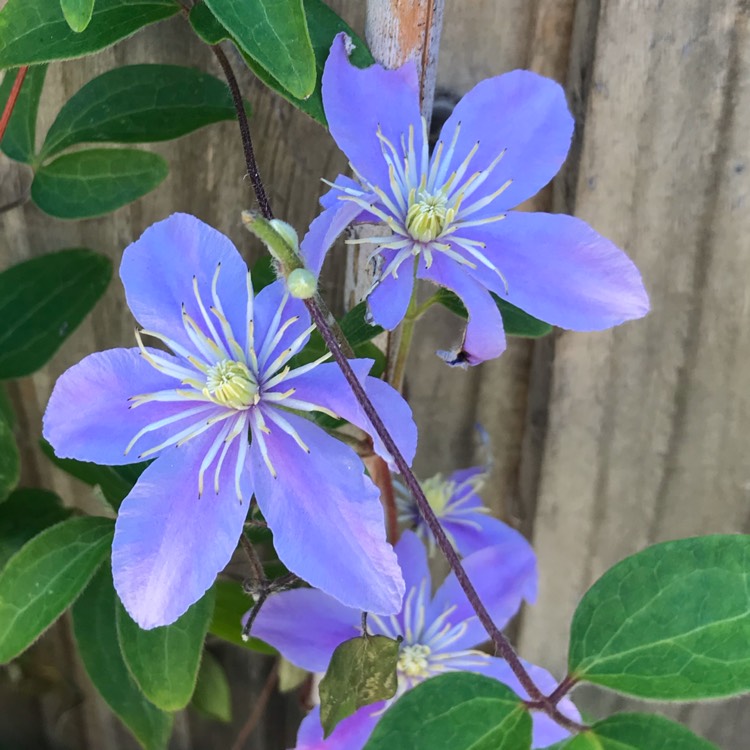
518,1,750,743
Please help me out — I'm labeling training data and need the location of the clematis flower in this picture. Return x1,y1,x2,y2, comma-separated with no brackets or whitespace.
395,464,532,559
300,33,649,366
252,531,578,749
43,213,416,628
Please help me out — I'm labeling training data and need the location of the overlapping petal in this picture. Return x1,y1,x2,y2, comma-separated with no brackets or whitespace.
113,432,251,628
295,705,382,750
419,254,506,366
120,213,249,355
429,540,537,650
251,588,359,673
470,212,649,330
282,360,417,467
250,412,404,615
43,347,217,466
322,33,421,189
477,658,582,748
437,70,573,213
366,267,415,331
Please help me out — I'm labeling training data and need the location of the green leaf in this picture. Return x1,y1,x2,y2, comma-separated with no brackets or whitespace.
0,385,15,427
116,589,215,712
0,64,47,163
31,148,168,219
191,650,232,723
0,410,19,503
339,302,383,348
191,0,372,125
203,0,315,99
568,534,750,700
208,580,276,654
41,439,148,511
41,64,246,159
0,0,179,68
0,489,70,569
0,515,113,663
436,288,553,339
363,673,532,750
550,713,719,750
72,566,173,750
0,249,111,379
319,635,399,737
60,0,95,33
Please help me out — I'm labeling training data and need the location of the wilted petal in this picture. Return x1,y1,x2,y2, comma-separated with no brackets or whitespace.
282,360,417,467
438,70,573,213
322,33,421,189
295,705,382,750
251,411,404,615
419,254,506,366
120,213,249,355
473,212,649,330
429,539,537,650
251,588,360,673
476,658,581,748
43,347,218,465
113,431,250,628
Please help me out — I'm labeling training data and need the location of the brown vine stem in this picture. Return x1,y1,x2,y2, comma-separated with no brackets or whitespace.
211,39,584,734
0,66,28,144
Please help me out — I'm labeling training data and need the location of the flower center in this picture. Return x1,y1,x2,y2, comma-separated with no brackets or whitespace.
422,474,454,516
405,191,452,242
203,359,258,410
397,643,432,678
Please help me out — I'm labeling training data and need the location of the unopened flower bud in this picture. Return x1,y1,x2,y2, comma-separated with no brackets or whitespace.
287,268,317,299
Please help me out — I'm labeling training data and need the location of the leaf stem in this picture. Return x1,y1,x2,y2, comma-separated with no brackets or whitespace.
0,67,28,144
210,45,273,220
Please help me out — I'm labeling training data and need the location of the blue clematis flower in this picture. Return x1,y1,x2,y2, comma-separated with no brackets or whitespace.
301,34,649,366
252,531,578,749
43,213,416,628
396,464,533,560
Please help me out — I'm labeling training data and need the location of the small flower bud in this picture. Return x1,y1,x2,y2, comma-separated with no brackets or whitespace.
287,268,317,299
269,219,300,253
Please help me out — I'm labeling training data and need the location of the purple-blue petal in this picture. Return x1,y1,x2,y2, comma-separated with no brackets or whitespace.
419,254,506,366
253,281,311,372
471,212,650,330
250,411,404,615
322,33,421,189
250,588,360,673
279,360,417,467
319,175,380,223
476,658,581,748
120,213,249,355
301,193,366,277
394,530,431,599
43,347,219,465
429,539,537,650
366,268,415,331
294,704,382,750
448,513,534,561
112,432,251,628
438,70,573,212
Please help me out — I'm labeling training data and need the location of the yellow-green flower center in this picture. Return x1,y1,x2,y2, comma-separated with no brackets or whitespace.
397,644,432,677
203,359,258,409
406,191,452,242
422,474,453,516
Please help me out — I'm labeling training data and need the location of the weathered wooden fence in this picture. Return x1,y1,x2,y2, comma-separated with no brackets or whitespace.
1,0,749,747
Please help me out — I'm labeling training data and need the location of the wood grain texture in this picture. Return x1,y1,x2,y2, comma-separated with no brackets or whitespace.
2,0,750,747
518,1,750,743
